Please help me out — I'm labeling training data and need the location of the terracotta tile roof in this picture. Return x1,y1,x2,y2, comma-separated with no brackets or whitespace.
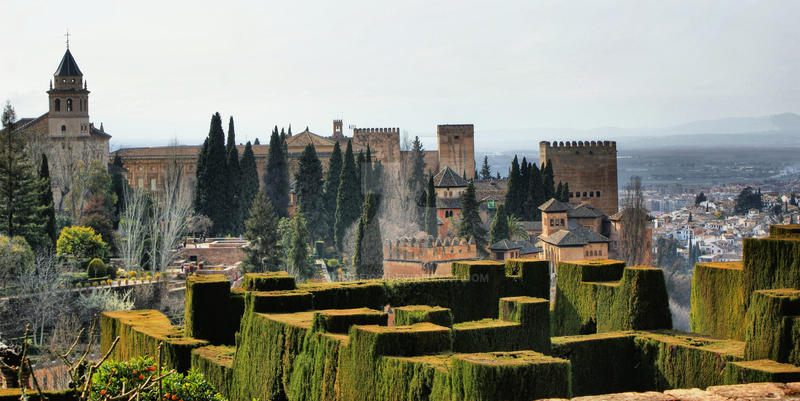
437,198,462,209
539,198,570,213
540,227,609,247
285,128,335,148
433,166,467,188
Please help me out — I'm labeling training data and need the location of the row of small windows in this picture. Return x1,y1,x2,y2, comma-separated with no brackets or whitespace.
585,249,603,257
444,210,455,218
569,191,601,198
53,98,87,112
61,124,89,133
549,218,565,227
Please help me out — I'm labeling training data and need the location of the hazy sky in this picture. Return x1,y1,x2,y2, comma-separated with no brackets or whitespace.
2,0,798,150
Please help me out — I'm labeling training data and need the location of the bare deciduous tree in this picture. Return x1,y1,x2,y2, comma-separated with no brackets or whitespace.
16,252,62,345
149,141,193,272
118,187,150,270
619,176,650,266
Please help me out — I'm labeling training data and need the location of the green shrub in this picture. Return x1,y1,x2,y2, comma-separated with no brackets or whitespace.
56,226,108,261
87,258,107,279
90,356,226,401
0,235,34,287
327,259,341,269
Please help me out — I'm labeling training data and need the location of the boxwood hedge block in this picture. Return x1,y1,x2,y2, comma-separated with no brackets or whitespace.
449,351,571,400
790,316,800,365
744,289,800,362
247,290,313,314
551,331,641,396
378,355,450,401
394,305,454,327
350,322,453,357
451,260,505,282
500,296,551,352
0,389,76,401
504,259,550,299
312,308,388,333
190,345,234,398
298,280,388,310
241,271,296,291
742,236,800,306
770,224,800,238
613,267,672,331
723,359,800,384
452,319,525,353
100,310,208,373
689,262,746,341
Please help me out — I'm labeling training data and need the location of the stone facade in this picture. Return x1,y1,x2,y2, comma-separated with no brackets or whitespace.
383,236,478,277
539,140,618,216
437,124,475,179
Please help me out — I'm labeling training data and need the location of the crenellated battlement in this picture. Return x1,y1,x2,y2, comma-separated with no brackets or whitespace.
353,127,400,135
539,140,616,153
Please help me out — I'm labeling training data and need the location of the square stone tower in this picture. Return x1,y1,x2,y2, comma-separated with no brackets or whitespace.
539,140,618,216
437,124,475,179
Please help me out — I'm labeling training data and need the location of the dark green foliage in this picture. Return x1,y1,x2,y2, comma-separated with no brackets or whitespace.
489,204,509,243
241,192,282,273
239,142,259,227
734,186,763,214
541,159,555,201
241,271,296,291
264,126,290,218
449,351,571,400
87,257,106,278
0,389,75,401
289,208,314,279
322,141,342,242
224,116,242,234
38,155,57,246
354,193,383,279
0,102,46,250
407,137,427,230
246,290,313,314
457,182,487,256
743,289,800,362
479,155,491,180
551,332,641,396
194,113,229,235
503,156,522,217
504,259,550,299
522,162,544,220
519,158,530,208
742,236,800,308
394,305,453,327
190,345,235,399
499,296,550,351
334,141,361,250
311,308,388,333
185,275,238,345
560,182,570,203
351,323,452,357
452,319,527,353
723,359,800,384
423,176,437,237
689,262,746,340
295,144,327,242
695,192,707,205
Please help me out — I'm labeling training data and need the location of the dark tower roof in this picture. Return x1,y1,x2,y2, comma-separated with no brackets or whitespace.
433,166,468,188
54,49,83,77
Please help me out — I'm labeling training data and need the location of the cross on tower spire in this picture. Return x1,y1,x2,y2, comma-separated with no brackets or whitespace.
64,29,70,49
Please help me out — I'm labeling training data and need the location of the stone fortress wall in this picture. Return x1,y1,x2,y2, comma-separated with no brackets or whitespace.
540,140,619,216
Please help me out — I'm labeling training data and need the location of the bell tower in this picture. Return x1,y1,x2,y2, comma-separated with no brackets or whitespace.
47,44,91,138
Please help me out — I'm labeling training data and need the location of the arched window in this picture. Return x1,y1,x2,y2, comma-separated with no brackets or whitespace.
61,125,66,133
54,99,61,111
66,99,73,112
596,191,601,197
560,219,565,226
589,192,594,198
569,192,573,198
550,219,554,226
583,192,587,198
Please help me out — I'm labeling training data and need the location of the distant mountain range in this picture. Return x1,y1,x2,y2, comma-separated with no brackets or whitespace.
475,112,800,152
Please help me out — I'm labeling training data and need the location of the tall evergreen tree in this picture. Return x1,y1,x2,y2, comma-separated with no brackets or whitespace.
241,192,282,273
480,156,491,180
239,142,260,230
457,182,488,256
504,156,522,217
194,113,227,234
322,142,342,242
353,192,383,279
363,145,373,194
225,116,242,234
561,182,570,203
194,137,209,211
334,141,361,250
110,155,127,229
519,157,530,208
490,204,509,244
424,176,438,237
295,144,327,243
542,159,556,201
38,154,57,247
264,126,290,218
0,102,45,249
407,137,427,229
356,150,365,195
523,162,544,220
289,207,313,279
253,137,260,145
555,182,564,202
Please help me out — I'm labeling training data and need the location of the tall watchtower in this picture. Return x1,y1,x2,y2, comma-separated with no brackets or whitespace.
539,141,618,216
48,48,91,138
332,119,343,139
437,124,475,179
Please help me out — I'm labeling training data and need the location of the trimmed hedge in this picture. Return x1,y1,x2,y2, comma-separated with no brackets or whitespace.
241,271,296,291
499,296,550,352
452,319,525,353
0,389,76,401
552,260,671,336
100,310,208,372
184,275,234,345
311,308,388,333
723,359,800,384
689,261,746,341
350,323,453,357
394,305,454,327
190,345,234,398
769,224,800,238
449,351,571,400
742,236,800,307
246,289,313,314
743,289,800,362
551,332,641,396
504,259,551,299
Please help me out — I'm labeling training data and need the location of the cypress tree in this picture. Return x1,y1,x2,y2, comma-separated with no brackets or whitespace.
562,182,570,203
225,116,242,234
289,207,313,279
194,113,227,235
296,144,326,243
334,141,361,250
424,176,437,237
241,192,282,273
356,150,365,194
194,137,209,212
264,126,289,218
407,137,427,229
542,159,555,201
323,142,342,242
353,192,383,279
0,102,46,249
480,156,491,180
523,162,544,220
556,182,564,203
38,154,57,246
253,137,260,145
519,157,530,210
504,156,521,217
457,182,488,256
110,155,127,229
239,141,260,227
363,145,373,194
490,204,509,244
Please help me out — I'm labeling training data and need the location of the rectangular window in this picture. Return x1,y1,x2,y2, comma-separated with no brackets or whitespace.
150,178,157,191
137,178,144,189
